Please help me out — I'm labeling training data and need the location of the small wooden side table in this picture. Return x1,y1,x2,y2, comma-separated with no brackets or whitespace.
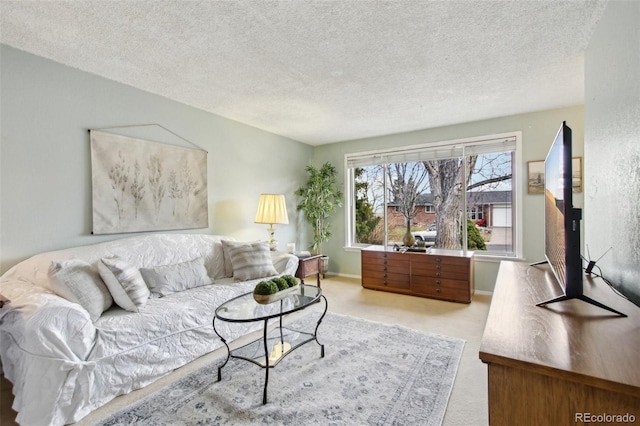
295,255,323,288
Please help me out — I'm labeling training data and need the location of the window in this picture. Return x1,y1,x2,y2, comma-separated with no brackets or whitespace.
345,132,522,257
468,206,483,221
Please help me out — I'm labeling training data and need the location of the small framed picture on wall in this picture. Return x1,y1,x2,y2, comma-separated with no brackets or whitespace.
527,157,583,194
527,160,545,194
572,157,582,193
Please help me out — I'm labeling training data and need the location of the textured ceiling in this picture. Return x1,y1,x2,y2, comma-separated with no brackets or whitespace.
0,1,608,145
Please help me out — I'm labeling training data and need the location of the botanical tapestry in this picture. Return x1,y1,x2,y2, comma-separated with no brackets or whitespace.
90,130,208,234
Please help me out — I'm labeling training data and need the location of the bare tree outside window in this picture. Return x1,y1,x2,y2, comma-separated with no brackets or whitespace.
387,162,430,228
424,157,476,249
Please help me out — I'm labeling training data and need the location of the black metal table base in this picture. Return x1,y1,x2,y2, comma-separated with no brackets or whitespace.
213,295,328,404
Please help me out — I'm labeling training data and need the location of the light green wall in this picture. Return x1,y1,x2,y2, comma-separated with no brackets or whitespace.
0,45,314,273
0,43,594,295
584,1,640,306
312,106,585,292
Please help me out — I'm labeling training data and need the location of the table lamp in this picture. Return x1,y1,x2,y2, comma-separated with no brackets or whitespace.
254,194,289,251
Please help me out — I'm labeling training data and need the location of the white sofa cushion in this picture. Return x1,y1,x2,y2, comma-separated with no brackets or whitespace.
48,259,113,321
140,257,213,297
222,240,278,281
98,256,150,312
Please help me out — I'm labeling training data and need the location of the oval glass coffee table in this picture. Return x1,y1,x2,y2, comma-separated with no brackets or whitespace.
213,284,328,404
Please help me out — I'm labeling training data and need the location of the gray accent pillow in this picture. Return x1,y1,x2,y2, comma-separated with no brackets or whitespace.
220,240,234,278
98,256,150,312
140,257,213,297
221,240,278,281
49,259,113,321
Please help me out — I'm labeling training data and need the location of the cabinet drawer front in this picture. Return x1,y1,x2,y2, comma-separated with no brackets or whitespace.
362,262,409,275
361,250,409,261
362,272,410,289
362,254,409,269
411,282,470,302
411,255,470,268
411,264,469,280
361,250,390,261
411,277,469,291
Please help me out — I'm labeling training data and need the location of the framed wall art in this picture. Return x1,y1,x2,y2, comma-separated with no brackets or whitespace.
527,160,545,194
90,130,208,234
572,157,582,193
527,157,583,195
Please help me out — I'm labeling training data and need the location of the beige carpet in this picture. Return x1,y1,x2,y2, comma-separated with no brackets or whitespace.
1,275,491,425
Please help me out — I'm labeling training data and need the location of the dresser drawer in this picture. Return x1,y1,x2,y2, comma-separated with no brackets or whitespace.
362,253,409,266
411,276,469,291
361,250,392,261
362,272,410,290
411,254,470,268
411,263,470,281
411,281,471,302
362,251,409,263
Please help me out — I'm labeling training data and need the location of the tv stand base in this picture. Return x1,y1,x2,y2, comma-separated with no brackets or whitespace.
537,294,626,317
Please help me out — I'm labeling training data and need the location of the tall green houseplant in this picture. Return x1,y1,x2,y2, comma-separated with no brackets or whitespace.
296,162,343,255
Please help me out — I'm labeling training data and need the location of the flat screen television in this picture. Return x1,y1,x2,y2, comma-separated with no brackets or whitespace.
536,121,625,316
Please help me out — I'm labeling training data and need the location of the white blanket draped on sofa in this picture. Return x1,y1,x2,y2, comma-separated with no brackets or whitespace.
0,234,299,426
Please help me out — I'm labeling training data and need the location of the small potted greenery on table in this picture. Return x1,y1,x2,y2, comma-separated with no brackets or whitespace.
253,275,300,304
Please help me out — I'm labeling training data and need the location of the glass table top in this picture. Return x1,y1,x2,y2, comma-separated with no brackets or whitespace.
215,284,322,323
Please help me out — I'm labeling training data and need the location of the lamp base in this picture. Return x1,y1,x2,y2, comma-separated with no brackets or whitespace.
267,226,277,251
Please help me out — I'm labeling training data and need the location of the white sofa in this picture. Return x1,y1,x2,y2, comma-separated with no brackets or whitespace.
0,234,298,426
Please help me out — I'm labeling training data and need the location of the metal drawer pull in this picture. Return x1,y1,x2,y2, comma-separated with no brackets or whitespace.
435,258,441,263
436,288,441,293
436,264,441,270
436,272,441,277
436,280,441,285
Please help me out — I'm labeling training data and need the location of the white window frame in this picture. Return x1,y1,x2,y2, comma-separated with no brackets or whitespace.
344,131,523,260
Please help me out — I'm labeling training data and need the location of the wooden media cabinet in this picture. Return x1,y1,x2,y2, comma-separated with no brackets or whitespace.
480,261,640,425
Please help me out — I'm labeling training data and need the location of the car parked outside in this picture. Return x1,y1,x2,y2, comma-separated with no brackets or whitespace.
411,223,437,243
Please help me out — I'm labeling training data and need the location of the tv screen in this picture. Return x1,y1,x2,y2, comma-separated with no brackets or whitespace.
544,122,579,296
538,121,625,316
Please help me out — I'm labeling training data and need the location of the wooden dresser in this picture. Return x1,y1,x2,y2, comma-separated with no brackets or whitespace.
480,261,640,425
360,246,474,303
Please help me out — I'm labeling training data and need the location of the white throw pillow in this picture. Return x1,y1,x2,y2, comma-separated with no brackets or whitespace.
221,240,278,281
98,256,150,312
140,257,213,297
48,259,113,321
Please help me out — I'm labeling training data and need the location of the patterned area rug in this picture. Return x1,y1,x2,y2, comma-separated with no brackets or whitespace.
99,311,465,426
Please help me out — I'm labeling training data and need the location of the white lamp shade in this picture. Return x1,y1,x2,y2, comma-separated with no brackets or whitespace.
254,194,289,225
